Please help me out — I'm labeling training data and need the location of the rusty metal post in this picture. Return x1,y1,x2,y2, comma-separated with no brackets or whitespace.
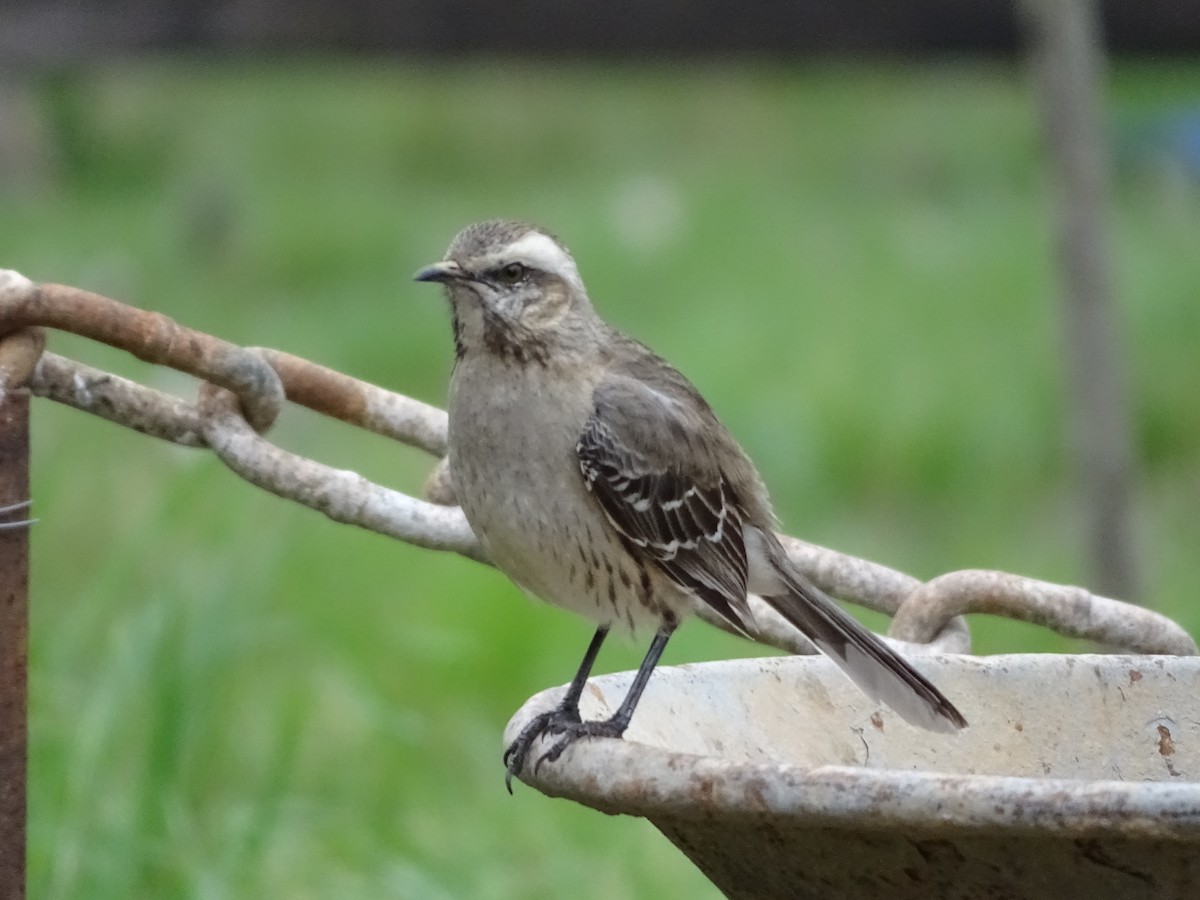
0,329,42,900
0,395,29,900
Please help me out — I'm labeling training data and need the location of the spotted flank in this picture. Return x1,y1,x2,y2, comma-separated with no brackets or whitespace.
577,413,754,636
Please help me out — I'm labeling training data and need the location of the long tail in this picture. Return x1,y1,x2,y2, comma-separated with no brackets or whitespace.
761,554,967,734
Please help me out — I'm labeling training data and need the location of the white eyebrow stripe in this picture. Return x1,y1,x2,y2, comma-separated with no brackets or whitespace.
497,231,582,285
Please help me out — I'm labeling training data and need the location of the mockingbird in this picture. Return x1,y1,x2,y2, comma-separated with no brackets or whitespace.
416,220,966,789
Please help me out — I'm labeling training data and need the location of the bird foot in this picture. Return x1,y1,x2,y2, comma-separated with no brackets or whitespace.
504,705,580,793
504,707,630,792
533,718,628,773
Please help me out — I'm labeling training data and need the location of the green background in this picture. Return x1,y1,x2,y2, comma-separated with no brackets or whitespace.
4,59,1199,898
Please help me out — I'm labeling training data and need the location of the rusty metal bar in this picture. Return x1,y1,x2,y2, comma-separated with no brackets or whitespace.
195,381,484,560
31,352,207,447
0,276,449,457
256,348,448,456
0,267,1193,666
0,330,39,900
889,568,1198,655
0,282,285,434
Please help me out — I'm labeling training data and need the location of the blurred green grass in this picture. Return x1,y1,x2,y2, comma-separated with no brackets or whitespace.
4,58,1199,898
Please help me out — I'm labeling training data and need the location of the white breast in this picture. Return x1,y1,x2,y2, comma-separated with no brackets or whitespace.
448,358,678,635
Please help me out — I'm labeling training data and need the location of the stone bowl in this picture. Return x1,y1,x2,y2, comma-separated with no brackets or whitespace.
506,654,1200,900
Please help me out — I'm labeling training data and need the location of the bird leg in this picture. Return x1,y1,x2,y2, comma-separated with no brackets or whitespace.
529,624,674,779
504,625,609,792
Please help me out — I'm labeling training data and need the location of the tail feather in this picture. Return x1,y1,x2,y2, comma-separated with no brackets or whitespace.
763,562,968,734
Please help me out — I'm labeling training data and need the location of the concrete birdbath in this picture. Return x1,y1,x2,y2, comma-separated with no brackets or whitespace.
506,653,1200,900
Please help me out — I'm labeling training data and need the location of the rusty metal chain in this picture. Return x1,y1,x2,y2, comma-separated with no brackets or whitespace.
0,268,1194,656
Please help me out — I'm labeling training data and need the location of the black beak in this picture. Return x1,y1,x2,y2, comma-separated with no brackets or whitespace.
413,261,466,283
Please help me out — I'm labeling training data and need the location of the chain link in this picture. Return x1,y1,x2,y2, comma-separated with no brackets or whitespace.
0,268,1194,656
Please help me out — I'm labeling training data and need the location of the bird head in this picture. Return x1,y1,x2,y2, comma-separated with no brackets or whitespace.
414,221,599,364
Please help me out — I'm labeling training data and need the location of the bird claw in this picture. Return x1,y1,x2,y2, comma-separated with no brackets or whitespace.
533,719,627,773
503,705,580,793
504,709,628,793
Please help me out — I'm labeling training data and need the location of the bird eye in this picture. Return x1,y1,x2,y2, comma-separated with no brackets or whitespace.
495,262,527,285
